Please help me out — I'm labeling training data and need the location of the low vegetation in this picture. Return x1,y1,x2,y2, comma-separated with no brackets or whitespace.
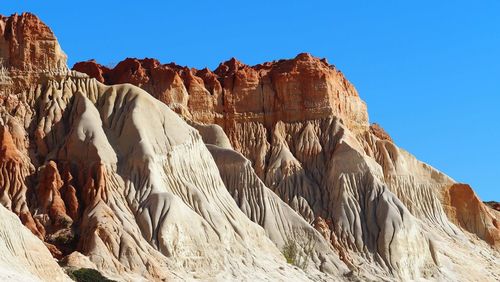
282,232,315,270
67,268,115,282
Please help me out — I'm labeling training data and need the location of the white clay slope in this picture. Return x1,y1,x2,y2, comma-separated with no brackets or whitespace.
225,116,499,281
0,203,70,281
194,122,347,276
30,75,323,281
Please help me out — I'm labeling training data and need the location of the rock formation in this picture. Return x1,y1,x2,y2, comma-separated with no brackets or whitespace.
75,50,500,281
0,12,497,282
443,184,499,248
0,203,69,281
485,201,500,212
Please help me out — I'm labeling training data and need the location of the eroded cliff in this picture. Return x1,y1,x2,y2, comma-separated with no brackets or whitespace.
0,12,497,282
75,46,500,281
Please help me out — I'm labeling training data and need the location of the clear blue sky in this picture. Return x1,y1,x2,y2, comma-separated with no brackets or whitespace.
2,1,499,200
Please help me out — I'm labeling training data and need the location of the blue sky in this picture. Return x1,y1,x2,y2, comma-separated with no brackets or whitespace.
2,1,499,200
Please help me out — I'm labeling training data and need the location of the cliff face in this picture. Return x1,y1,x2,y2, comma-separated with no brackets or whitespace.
0,12,498,282
73,53,369,133
0,13,327,282
0,13,66,71
443,184,500,248
73,55,369,180
75,52,500,281
0,13,67,95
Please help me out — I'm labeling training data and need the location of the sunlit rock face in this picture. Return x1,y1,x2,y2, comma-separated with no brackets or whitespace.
76,48,500,281
73,53,369,133
0,12,497,282
0,13,323,281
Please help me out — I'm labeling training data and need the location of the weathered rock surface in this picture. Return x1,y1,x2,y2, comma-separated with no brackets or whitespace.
2,72,319,281
485,201,500,212
0,12,67,95
73,53,369,135
0,13,320,281
196,122,347,276
75,51,500,281
0,11,497,282
0,202,69,281
443,184,500,248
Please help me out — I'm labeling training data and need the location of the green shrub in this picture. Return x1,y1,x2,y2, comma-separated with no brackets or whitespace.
54,233,73,244
58,216,73,228
67,268,115,282
282,232,315,270
282,237,299,265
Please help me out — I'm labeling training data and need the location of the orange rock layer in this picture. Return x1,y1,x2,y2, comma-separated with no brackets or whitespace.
443,184,500,248
0,12,66,71
73,53,369,133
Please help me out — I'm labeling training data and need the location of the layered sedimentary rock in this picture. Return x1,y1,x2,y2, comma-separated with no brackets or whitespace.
0,12,67,95
193,122,346,275
75,48,500,281
73,53,369,134
0,11,498,282
0,13,324,281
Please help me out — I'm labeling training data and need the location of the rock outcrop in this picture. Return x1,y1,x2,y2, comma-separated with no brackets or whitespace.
443,183,500,248
0,202,69,281
0,12,497,282
0,12,67,95
75,51,500,281
485,201,500,212
73,53,369,134
0,13,320,281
